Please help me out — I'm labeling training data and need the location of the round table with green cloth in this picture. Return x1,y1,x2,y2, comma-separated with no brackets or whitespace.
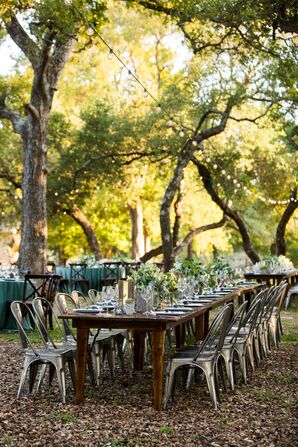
0,278,32,331
56,265,126,292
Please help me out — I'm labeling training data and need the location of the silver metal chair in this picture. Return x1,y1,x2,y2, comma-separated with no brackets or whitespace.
285,284,298,310
265,281,288,349
220,300,248,390
55,293,116,384
11,301,76,403
88,289,100,304
163,303,233,410
230,296,263,383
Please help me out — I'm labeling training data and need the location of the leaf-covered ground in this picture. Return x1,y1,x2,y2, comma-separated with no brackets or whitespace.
0,315,297,447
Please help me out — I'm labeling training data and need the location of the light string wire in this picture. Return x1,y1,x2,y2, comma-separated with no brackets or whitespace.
63,0,297,205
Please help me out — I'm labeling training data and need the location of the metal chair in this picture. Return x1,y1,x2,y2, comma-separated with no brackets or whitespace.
219,300,248,390
163,303,233,410
285,284,298,310
54,293,116,384
11,301,76,403
88,289,101,304
268,282,288,348
69,263,89,293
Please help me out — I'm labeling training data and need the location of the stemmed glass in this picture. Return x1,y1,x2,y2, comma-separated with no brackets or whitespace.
142,285,154,316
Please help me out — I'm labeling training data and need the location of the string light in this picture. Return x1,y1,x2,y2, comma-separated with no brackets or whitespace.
192,140,198,147
86,26,94,36
64,0,73,5
179,129,185,138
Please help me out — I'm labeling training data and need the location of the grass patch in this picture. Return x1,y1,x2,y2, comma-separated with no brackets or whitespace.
3,436,14,446
49,411,77,424
160,425,173,435
271,373,297,385
254,389,277,400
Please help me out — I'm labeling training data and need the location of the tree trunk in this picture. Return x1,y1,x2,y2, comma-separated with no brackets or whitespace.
18,109,49,273
1,16,74,273
187,240,193,260
129,202,145,260
69,205,103,261
275,189,298,255
191,156,260,264
173,182,183,248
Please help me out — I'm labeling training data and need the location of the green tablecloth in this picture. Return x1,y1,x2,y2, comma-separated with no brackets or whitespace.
0,278,27,330
56,265,126,292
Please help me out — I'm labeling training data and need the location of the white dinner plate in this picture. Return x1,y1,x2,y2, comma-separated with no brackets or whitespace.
73,308,100,314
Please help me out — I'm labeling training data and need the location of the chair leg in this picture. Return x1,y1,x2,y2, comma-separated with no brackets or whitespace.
220,349,234,391
203,363,218,410
54,358,67,404
29,362,39,393
36,364,47,392
17,357,34,398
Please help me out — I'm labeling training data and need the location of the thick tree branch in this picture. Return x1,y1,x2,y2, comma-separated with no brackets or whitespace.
0,172,21,189
191,155,260,263
174,214,228,256
0,94,25,134
172,181,183,248
4,15,41,68
275,188,298,256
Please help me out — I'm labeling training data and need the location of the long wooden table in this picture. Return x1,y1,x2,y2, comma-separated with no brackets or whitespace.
59,283,261,411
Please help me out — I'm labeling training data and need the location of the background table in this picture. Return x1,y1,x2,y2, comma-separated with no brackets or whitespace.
56,265,126,292
0,278,29,330
244,270,298,286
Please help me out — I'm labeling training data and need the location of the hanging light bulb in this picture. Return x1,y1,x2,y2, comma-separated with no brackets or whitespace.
167,118,174,127
227,174,231,180
213,164,218,169
216,183,221,188
144,88,148,97
86,26,94,36
64,0,73,5
108,49,114,60
221,169,226,175
156,104,162,112
179,129,185,138
206,157,211,163
233,179,237,184
54,192,58,197
192,140,198,147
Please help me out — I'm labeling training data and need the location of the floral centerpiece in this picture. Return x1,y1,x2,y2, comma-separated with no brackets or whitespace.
206,258,236,288
171,259,206,293
251,255,294,274
132,263,178,306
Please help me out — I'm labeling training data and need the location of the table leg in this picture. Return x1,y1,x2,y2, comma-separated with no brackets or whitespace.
75,326,89,404
152,329,165,411
203,310,209,337
133,329,146,371
195,314,205,340
175,323,185,348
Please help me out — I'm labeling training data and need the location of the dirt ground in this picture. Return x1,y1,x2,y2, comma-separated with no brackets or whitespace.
0,313,297,447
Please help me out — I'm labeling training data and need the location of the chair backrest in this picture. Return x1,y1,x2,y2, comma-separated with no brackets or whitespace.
194,303,233,360
10,301,43,355
22,273,54,302
88,289,100,304
32,297,65,347
54,293,78,341
71,289,91,307
69,263,88,281
226,300,248,343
